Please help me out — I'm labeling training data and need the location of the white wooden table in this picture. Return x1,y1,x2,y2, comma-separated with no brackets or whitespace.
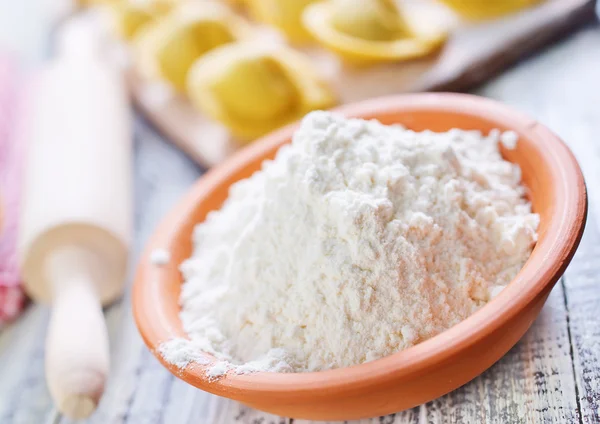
1,8,600,423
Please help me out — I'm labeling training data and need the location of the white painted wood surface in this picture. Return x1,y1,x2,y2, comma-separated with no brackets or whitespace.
0,21,600,424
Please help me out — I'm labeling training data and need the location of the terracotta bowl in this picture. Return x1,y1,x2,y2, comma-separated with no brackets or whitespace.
133,93,587,420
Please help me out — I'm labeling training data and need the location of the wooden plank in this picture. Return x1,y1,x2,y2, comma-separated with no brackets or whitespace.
0,306,56,424
479,25,600,423
563,215,600,423
514,28,600,423
128,0,595,168
160,379,212,424
424,0,597,92
206,397,291,424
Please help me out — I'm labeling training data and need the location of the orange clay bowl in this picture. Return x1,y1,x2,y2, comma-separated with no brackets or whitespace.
133,93,587,420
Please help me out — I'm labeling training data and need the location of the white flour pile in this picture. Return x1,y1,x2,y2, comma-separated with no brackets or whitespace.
160,111,539,375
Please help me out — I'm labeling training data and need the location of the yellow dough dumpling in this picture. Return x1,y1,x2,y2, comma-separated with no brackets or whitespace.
303,0,448,65
187,42,335,141
438,0,542,20
108,1,169,40
249,0,320,43
134,2,250,91
222,0,248,9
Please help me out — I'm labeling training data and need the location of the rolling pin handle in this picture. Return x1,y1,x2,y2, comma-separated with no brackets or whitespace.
44,247,110,420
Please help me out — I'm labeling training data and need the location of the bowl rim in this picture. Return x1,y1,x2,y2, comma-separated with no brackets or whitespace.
133,92,587,397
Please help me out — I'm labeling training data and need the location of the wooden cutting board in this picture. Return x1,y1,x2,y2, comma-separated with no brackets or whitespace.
125,0,596,168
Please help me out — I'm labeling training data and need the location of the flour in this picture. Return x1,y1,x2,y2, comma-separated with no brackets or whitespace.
160,111,539,375
500,130,519,150
150,248,171,266
158,338,210,369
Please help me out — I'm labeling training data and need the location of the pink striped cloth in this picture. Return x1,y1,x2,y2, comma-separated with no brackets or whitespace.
0,54,27,326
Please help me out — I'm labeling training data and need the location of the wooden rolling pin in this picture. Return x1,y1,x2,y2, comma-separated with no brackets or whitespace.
18,19,131,420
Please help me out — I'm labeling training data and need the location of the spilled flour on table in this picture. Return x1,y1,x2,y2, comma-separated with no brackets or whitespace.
160,111,539,377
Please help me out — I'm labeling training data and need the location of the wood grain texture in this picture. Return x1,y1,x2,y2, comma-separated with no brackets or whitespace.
1,23,600,424
0,306,53,424
563,214,600,424
479,24,600,424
